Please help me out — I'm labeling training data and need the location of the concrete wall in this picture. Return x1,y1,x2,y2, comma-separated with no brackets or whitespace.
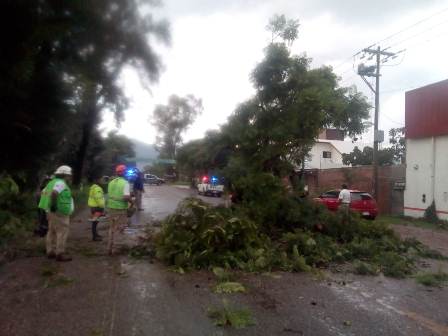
404,136,448,220
305,165,405,215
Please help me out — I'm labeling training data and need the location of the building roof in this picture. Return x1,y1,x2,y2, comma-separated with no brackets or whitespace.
406,79,448,139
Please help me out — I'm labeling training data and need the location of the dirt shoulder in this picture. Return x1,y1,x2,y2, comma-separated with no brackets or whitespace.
393,224,448,257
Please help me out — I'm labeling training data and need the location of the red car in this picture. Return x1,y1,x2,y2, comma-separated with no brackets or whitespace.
313,189,378,219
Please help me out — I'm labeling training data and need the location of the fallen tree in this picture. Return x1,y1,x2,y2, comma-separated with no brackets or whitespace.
153,197,436,278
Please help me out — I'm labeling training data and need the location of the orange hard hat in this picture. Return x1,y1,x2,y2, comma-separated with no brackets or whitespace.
115,164,126,175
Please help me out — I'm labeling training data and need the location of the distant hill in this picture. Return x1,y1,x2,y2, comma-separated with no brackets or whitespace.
130,139,158,161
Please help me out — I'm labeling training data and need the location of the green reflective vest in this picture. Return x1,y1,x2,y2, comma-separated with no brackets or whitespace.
107,177,128,210
38,178,73,216
88,184,105,208
38,179,57,211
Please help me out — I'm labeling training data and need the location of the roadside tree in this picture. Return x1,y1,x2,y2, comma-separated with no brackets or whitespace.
152,95,203,159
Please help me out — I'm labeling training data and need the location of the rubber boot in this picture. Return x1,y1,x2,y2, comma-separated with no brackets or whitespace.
92,221,102,241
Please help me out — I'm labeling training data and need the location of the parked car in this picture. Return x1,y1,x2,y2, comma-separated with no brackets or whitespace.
313,189,378,219
144,174,165,185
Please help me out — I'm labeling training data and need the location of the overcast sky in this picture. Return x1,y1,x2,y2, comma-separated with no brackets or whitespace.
102,0,448,148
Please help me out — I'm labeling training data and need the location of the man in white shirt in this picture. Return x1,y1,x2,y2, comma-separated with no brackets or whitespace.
338,184,351,213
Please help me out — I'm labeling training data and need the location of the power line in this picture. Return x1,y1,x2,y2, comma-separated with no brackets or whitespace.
383,17,448,50
382,53,406,67
367,6,448,49
332,6,448,73
339,74,359,86
397,29,448,51
382,113,404,126
332,56,356,71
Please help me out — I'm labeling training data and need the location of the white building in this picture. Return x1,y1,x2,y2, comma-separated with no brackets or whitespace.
304,129,368,170
305,140,344,169
404,79,448,220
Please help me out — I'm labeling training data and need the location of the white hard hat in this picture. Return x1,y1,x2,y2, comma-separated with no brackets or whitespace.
54,165,72,176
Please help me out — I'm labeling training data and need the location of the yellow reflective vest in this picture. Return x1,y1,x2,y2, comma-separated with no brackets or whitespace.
88,184,105,208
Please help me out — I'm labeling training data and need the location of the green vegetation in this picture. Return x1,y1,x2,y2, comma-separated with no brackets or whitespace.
176,14,370,186
89,330,104,336
40,262,73,288
354,261,380,276
152,95,203,160
424,201,445,225
342,127,405,166
154,23,435,280
1,1,169,185
213,282,246,294
2,1,168,247
72,245,101,258
415,271,448,287
40,264,60,277
0,175,36,251
128,245,154,259
213,267,235,283
161,16,414,278
154,198,421,278
376,215,448,231
207,301,255,328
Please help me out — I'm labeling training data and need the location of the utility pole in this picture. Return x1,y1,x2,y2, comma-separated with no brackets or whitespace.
357,46,403,200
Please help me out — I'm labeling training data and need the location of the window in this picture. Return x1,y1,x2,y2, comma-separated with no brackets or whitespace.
321,190,339,198
350,192,362,201
322,151,332,158
361,193,373,201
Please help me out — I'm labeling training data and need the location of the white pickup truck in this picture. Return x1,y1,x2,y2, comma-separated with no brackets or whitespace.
197,176,224,197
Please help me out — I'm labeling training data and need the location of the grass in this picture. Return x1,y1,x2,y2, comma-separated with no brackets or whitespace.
89,329,104,336
376,215,448,231
353,260,380,276
415,271,448,287
213,282,246,294
377,251,414,278
73,245,101,257
417,247,448,261
207,301,255,328
212,267,235,283
40,264,60,277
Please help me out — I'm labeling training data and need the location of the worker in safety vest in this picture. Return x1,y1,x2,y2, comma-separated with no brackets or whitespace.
106,164,131,255
38,165,74,262
87,175,105,241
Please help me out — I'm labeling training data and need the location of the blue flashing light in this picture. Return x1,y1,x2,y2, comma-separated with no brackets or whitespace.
125,167,139,181
211,176,218,182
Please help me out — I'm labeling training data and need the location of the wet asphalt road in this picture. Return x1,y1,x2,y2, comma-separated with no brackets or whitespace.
1,185,448,336
138,184,223,221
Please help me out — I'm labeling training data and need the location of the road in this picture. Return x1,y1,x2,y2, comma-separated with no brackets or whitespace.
136,184,224,221
0,185,447,336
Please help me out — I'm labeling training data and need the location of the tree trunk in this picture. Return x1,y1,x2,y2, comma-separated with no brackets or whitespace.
73,85,97,186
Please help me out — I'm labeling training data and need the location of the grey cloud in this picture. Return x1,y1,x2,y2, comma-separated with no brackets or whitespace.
159,0,446,25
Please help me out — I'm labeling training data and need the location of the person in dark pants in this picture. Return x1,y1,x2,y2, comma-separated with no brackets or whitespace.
35,176,52,237
133,172,145,211
88,176,105,241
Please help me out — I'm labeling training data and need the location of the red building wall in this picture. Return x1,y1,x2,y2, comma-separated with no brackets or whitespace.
406,79,448,139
